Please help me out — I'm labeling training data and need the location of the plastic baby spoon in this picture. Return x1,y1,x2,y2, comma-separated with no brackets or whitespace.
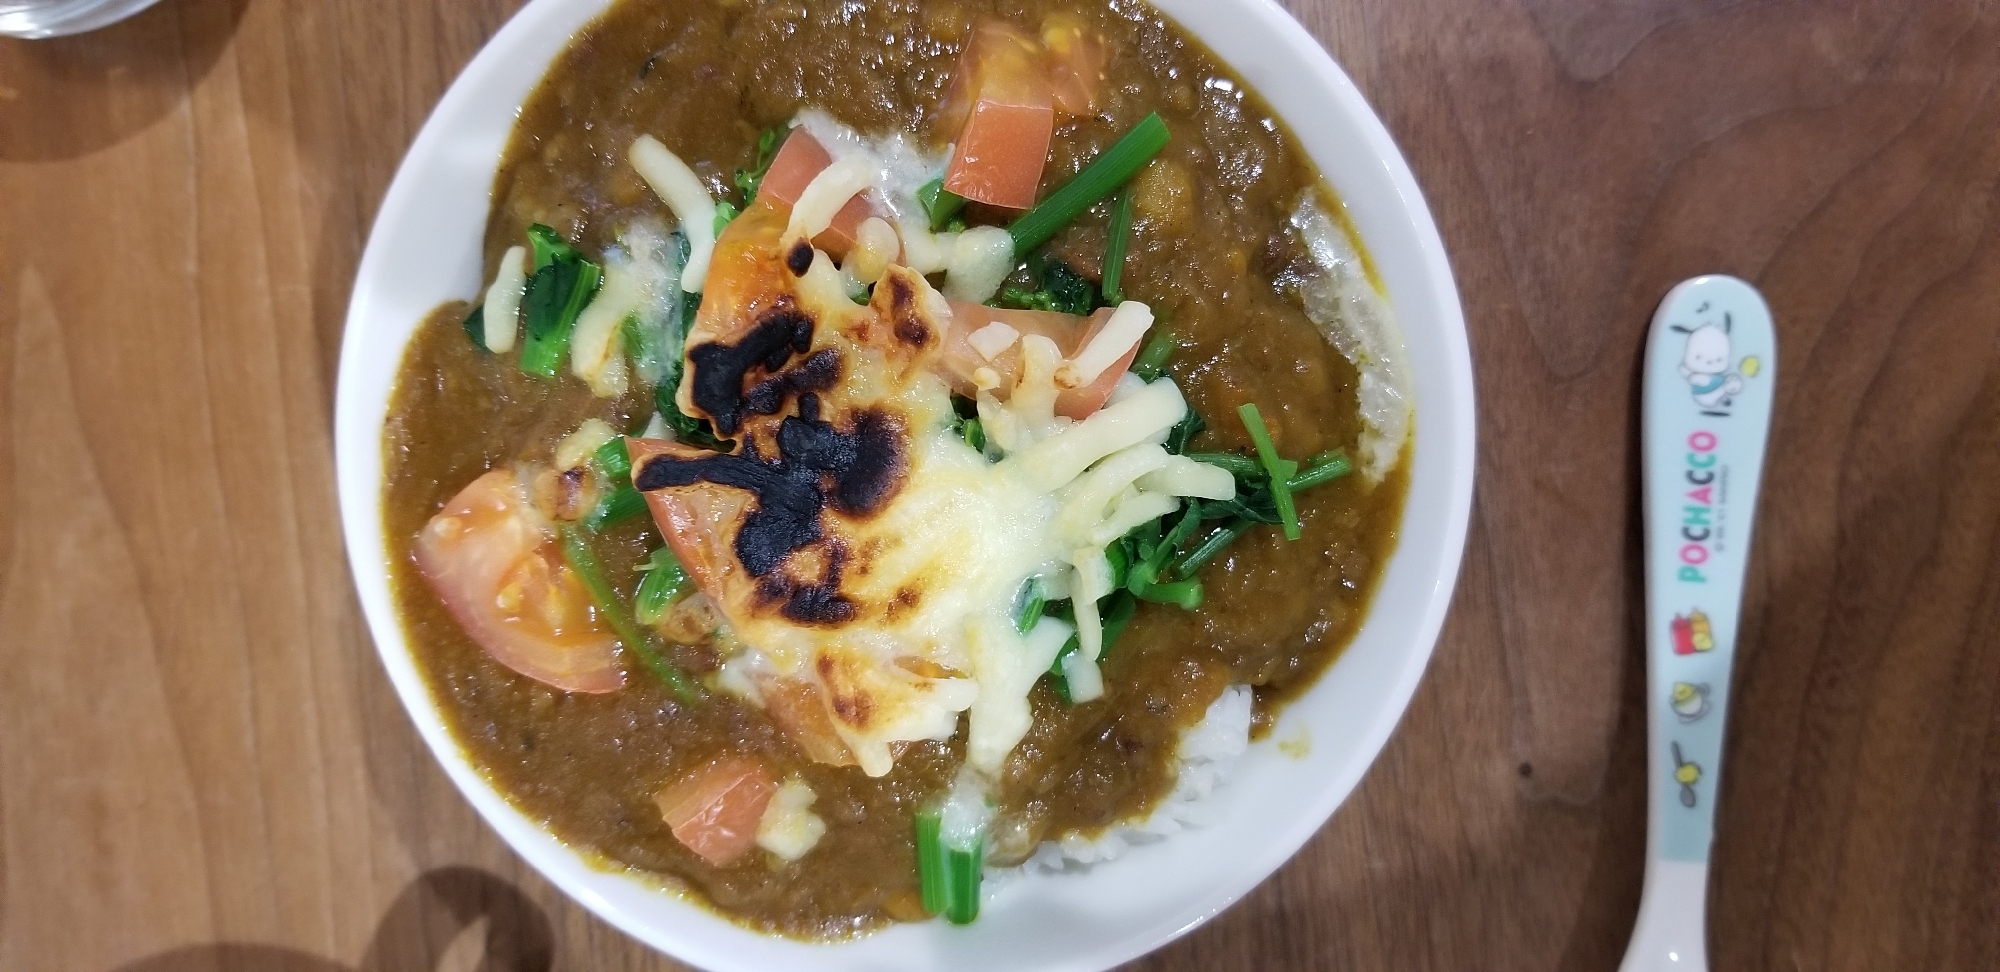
1619,276,1776,972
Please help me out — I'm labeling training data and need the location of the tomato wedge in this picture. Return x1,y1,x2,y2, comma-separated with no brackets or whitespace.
753,128,876,260
940,19,1055,210
654,755,777,866
625,438,750,596
1041,13,1108,116
935,302,1135,419
414,469,625,694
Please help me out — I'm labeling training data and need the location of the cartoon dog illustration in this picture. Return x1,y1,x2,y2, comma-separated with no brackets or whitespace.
1672,312,1746,409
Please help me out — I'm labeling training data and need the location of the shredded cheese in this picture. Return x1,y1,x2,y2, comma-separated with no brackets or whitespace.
481,246,528,353
848,216,900,284
1005,378,1188,492
897,218,956,275
1138,455,1238,500
629,136,717,292
968,321,1021,361
943,226,1016,303
554,418,617,472
788,154,879,244
1058,300,1153,390
755,777,827,862
570,251,644,398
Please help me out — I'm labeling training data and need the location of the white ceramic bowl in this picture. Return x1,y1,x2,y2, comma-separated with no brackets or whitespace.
335,0,1474,968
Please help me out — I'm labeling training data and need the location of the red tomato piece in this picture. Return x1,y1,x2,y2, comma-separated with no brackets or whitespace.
414,469,625,694
625,438,750,597
1041,13,1108,116
940,20,1055,210
936,302,1132,420
753,128,876,259
653,756,778,866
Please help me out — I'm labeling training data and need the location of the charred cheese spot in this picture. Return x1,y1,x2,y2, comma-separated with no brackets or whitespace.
877,273,933,348
895,318,932,348
687,304,816,435
635,405,906,625
751,541,856,626
785,240,815,276
744,348,842,420
881,585,922,623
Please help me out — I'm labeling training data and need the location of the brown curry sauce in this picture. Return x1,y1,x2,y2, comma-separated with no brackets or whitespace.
381,0,1408,939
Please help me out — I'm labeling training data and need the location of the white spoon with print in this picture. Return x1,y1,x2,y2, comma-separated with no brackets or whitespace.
1618,276,1776,972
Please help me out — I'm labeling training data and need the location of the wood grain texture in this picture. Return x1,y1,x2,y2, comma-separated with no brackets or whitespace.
1,0,1995,969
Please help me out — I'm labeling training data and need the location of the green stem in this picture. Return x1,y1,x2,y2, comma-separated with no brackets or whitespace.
1174,519,1254,578
1101,187,1135,304
1131,327,1176,382
557,525,700,701
1188,451,1263,479
919,177,968,232
1238,403,1301,540
1008,113,1171,255
1288,450,1353,492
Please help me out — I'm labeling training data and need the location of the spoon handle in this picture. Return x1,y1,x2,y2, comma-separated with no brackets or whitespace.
1620,276,1777,972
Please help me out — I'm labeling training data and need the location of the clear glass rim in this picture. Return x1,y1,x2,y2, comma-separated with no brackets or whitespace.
0,0,165,39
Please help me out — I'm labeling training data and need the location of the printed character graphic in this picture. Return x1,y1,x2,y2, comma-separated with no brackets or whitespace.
1671,742,1703,808
1671,609,1715,655
1671,306,1760,410
1671,682,1711,723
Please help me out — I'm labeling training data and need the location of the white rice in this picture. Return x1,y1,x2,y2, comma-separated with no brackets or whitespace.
996,683,1254,879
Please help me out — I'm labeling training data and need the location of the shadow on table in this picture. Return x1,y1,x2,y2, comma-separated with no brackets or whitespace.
109,866,552,972
0,0,249,162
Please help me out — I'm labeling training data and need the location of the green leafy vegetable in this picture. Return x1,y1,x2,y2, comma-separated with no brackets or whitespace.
1132,327,1177,382
998,255,1099,315
1289,450,1354,491
654,275,730,452
584,485,647,533
915,810,985,925
518,224,604,378
959,415,987,453
557,525,700,701
462,304,488,351
1047,591,1138,705
1104,537,1131,592
1131,500,1203,591
1164,405,1204,455
1174,519,1254,578
1014,577,1047,634
633,546,693,627
734,126,784,202
1008,113,1171,255
1188,451,1263,479
918,176,968,232
591,436,633,480
1238,403,1301,540
713,201,741,235
527,223,580,271
1101,187,1135,304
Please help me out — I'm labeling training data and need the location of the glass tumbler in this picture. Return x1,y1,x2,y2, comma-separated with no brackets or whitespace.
0,0,163,38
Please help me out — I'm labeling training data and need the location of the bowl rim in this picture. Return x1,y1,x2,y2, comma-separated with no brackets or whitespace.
334,0,1475,969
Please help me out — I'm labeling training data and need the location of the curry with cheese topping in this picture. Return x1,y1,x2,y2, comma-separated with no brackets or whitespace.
382,0,1409,938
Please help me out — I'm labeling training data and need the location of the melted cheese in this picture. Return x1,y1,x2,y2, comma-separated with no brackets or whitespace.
643,195,1230,781
480,246,527,353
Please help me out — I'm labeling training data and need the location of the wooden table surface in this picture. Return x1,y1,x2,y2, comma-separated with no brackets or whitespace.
3,0,1997,969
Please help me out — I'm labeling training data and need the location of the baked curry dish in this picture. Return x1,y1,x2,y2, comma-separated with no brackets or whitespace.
382,0,1411,938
